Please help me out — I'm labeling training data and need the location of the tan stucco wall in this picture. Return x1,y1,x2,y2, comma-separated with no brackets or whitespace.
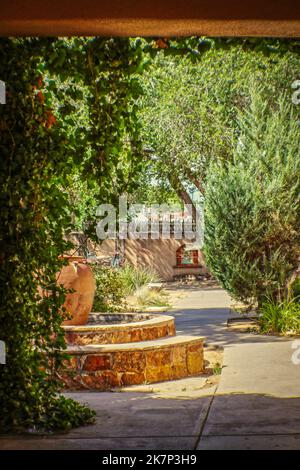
96,238,207,281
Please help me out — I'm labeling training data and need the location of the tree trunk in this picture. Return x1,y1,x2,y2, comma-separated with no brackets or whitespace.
169,173,198,222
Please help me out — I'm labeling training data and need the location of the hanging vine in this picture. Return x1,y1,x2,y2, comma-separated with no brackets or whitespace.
0,37,146,432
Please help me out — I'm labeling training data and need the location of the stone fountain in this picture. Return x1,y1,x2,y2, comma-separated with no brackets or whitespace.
59,257,205,390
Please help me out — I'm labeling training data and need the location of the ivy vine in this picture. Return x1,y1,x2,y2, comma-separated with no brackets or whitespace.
0,37,146,431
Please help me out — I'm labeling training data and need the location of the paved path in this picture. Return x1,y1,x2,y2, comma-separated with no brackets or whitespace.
1,287,300,450
168,286,232,345
169,287,300,449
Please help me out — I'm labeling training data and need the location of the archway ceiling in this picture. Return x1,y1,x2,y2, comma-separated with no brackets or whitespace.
1,0,299,37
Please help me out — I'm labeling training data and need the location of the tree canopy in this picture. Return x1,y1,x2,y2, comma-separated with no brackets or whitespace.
137,39,300,211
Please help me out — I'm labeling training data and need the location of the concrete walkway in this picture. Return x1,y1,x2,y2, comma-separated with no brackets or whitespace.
169,287,300,450
1,286,300,450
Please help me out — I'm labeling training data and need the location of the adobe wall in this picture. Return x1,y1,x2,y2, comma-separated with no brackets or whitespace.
96,238,207,281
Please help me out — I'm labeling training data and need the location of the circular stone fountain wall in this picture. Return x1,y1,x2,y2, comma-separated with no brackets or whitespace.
61,312,204,390
64,312,176,345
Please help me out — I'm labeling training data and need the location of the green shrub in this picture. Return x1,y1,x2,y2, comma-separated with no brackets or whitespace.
204,91,300,307
92,264,162,312
291,277,300,301
92,265,127,312
260,298,300,334
119,264,160,296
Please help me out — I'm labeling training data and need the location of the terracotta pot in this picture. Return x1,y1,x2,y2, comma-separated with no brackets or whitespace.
57,256,96,326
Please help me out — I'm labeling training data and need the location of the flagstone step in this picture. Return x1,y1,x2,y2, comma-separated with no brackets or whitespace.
61,335,205,390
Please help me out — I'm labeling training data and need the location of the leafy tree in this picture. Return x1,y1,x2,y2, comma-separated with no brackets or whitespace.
204,91,300,307
138,39,300,213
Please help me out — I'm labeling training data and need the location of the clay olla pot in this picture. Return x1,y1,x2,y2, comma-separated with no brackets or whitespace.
57,256,96,326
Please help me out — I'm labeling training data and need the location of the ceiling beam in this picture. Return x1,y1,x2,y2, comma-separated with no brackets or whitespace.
0,0,299,37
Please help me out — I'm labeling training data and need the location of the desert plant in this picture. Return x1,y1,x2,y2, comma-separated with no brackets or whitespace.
119,264,160,295
134,285,170,308
260,298,300,334
204,90,300,307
